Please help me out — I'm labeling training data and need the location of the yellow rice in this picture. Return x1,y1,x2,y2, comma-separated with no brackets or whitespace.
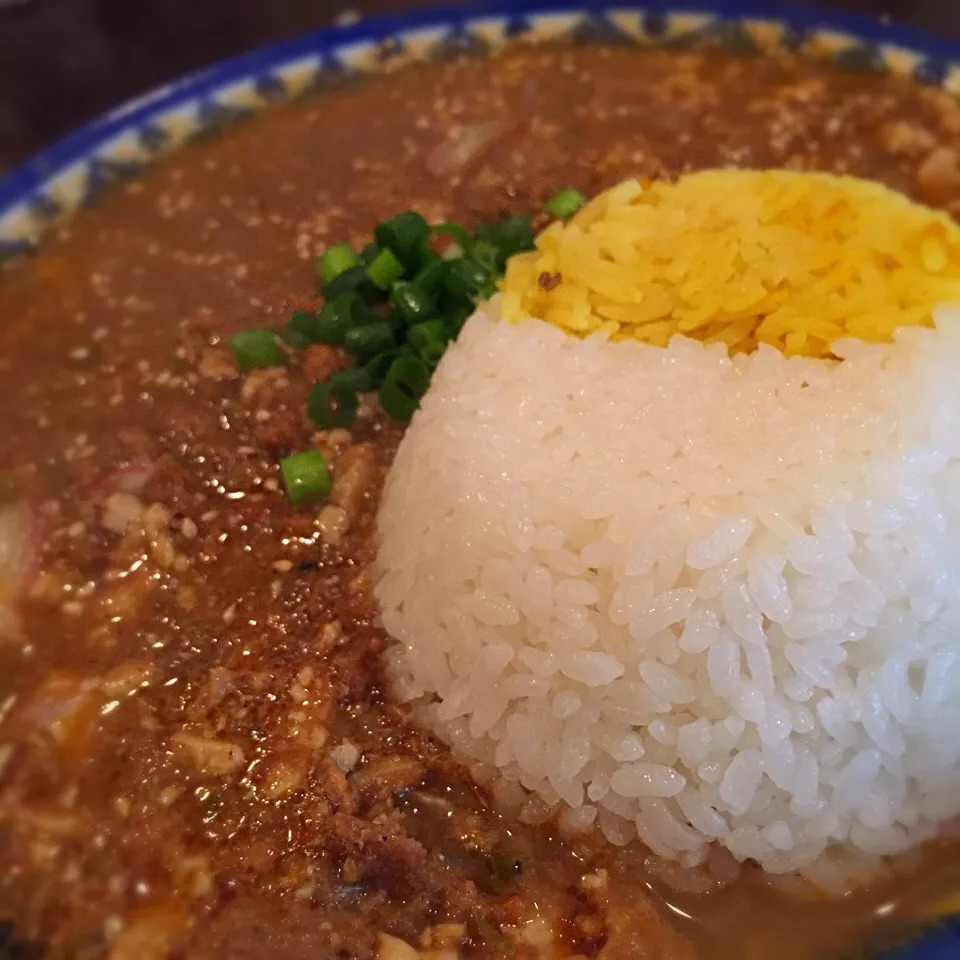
500,170,960,357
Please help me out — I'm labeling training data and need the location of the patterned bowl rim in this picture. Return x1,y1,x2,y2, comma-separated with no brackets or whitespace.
4,0,960,258
1,4,960,954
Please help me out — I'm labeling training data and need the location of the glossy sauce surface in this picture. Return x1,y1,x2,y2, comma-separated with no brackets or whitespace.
1,44,959,960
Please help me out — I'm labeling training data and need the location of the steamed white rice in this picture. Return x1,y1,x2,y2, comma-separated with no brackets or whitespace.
375,301,960,875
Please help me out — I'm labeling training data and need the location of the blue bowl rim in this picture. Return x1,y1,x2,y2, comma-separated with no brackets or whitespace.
4,0,960,224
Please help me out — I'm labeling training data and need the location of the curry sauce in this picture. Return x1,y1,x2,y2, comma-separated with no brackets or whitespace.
1,43,960,960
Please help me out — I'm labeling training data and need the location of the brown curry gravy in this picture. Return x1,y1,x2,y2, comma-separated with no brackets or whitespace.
1,43,960,960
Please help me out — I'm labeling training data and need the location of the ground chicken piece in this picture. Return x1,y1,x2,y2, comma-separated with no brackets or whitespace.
198,345,238,380
313,757,355,814
173,732,246,776
301,344,344,382
117,426,159,460
877,120,936,159
108,903,191,960
317,503,349,545
240,367,289,401
378,933,419,960
100,660,155,698
330,442,377,526
350,755,425,809
919,87,960,136
495,893,538,928
254,408,304,457
331,637,381,702
917,146,960,201
101,491,144,534
257,749,309,801
325,813,485,916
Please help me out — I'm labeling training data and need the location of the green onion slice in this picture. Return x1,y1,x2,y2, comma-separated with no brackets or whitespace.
331,365,372,394
363,351,399,389
324,263,377,302
375,211,430,272
308,375,360,429
280,328,312,350
431,221,473,253
408,319,446,355
343,321,397,362
281,309,321,349
445,257,494,304
391,281,435,324
411,259,450,300
444,307,472,340
416,339,447,370
319,243,360,285
365,248,405,290
379,354,430,422
280,449,331,504
471,240,499,274
476,214,536,269
228,329,285,372
545,186,587,219
315,293,369,346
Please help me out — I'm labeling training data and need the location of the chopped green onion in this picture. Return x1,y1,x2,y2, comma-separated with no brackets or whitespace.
324,264,378,302
545,186,587,219
391,281,435,324
445,257,494,304
363,351,399,389
228,328,285,372
329,365,372,394
471,240,499,274
384,309,407,341
443,306,472,339
289,208,545,437
408,319,447,356
281,309,321,349
493,214,536,260
307,376,360,429
494,214,535,244
319,243,360,285
375,211,431,272
379,354,430,422
314,292,366,346
431,221,473,252
280,327,312,350
280,449,331,504
416,338,447,370
419,248,443,271
476,214,536,269
343,320,397,361
411,259,450,300
365,248,405,290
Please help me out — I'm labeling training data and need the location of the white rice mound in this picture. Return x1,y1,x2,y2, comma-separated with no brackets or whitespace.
375,301,960,877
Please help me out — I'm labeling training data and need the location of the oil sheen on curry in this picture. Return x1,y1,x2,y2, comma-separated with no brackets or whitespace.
1,42,960,960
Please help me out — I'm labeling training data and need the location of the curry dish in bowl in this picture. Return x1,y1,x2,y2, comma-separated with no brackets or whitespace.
2,22,960,960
